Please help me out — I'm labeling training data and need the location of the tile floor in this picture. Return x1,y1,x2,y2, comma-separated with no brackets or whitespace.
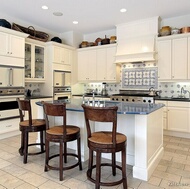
0,134,190,189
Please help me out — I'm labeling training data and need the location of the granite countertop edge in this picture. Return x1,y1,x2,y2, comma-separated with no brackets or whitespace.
155,96,190,102
25,95,53,99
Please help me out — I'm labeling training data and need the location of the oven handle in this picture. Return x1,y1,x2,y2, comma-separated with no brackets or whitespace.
9,68,13,86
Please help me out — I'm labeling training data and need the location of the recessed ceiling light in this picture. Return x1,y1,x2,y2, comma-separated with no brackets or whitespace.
120,8,127,13
73,21,78,24
53,12,63,16
42,5,48,10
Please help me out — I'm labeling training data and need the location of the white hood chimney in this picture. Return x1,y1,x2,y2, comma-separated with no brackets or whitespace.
115,17,159,63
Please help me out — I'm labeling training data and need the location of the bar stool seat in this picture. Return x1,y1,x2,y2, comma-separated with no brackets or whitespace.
17,98,46,164
82,104,127,189
43,102,82,181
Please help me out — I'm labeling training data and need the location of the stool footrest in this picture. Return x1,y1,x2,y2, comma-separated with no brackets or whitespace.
46,153,81,171
87,163,124,187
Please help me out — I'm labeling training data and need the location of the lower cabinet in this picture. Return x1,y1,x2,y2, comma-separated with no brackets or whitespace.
156,100,190,133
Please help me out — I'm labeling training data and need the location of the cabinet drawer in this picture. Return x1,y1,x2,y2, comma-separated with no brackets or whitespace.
167,101,190,107
0,118,19,134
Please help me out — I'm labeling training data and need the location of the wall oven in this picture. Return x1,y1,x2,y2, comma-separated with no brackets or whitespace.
53,87,71,100
0,87,25,120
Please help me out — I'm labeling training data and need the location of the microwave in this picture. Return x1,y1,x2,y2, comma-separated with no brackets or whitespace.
53,70,71,87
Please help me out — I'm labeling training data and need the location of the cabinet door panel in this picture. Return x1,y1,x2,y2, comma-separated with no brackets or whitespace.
157,40,172,80
106,46,117,80
172,38,188,79
0,32,8,55
168,107,189,132
10,35,25,58
96,48,106,80
12,68,24,87
88,50,96,80
78,51,89,80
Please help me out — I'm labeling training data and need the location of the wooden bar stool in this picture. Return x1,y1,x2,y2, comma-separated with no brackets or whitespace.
17,98,46,164
43,102,82,181
82,104,127,189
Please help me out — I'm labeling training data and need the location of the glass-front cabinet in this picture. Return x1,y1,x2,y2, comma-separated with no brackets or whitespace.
25,39,45,82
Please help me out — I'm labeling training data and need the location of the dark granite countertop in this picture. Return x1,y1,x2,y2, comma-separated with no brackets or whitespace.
25,95,53,100
72,94,110,98
36,99,164,115
155,96,190,102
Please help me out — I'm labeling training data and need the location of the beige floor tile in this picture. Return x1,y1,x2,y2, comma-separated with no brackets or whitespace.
155,164,167,172
14,183,38,189
148,176,162,186
63,178,94,189
18,172,48,187
159,159,185,170
127,174,142,188
38,180,69,189
184,165,190,171
138,181,165,189
0,185,6,189
160,179,190,189
1,164,28,177
0,173,24,189
19,162,44,174
0,158,12,169
152,170,181,182
167,167,190,178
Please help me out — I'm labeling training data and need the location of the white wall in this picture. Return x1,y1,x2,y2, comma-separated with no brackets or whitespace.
161,14,190,28
0,12,58,40
83,29,116,42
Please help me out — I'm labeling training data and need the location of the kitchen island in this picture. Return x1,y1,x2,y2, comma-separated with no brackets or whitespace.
36,99,164,181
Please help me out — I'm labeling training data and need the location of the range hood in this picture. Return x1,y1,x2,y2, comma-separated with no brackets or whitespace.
115,35,157,63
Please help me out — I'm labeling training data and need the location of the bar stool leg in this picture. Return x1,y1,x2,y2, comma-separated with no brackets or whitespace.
64,142,67,163
40,131,44,152
122,147,127,189
88,149,93,177
96,151,101,189
19,131,24,156
112,152,116,176
44,139,49,172
23,132,28,164
77,137,82,170
60,141,63,181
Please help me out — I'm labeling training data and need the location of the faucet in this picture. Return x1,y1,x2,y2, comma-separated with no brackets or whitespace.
180,87,186,97
92,90,95,106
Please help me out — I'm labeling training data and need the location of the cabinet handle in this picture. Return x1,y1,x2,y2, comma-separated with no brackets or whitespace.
6,124,12,127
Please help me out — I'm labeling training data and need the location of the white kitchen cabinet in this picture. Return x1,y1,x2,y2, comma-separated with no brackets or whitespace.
96,45,120,82
78,49,97,81
172,37,188,79
25,39,45,82
0,66,24,87
0,31,25,59
157,33,190,81
157,40,172,80
77,44,119,82
155,100,168,130
52,45,72,66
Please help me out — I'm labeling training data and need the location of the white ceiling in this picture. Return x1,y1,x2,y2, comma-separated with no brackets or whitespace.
0,0,190,34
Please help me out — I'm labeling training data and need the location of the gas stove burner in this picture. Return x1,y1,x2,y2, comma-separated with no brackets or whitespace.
110,90,155,103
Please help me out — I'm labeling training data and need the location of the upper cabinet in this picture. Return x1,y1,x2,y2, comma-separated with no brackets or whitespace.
0,27,28,67
25,39,45,82
77,44,120,83
157,33,190,81
0,32,25,58
78,49,97,81
46,41,74,72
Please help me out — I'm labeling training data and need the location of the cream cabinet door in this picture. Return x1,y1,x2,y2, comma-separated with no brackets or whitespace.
96,48,106,80
96,45,118,82
0,32,25,58
172,37,188,80
53,46,64,64
157,40,172,80
168,107,189,132
106,46,117,81
78,49,96,81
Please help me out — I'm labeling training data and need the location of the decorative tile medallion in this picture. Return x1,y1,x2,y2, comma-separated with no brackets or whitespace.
122,67,158,89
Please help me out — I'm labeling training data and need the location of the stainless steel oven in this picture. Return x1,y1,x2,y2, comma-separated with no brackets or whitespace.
0,87,25,120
